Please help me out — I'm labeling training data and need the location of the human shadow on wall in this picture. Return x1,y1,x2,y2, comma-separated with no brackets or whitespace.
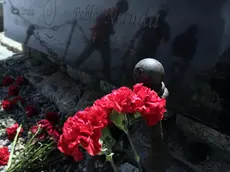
182,0,225,89
168,24,198,91
130,7,170,67
166,0,225,104
120,6,171,84
74,0,129,82
24,25,36,46
22,25,36,55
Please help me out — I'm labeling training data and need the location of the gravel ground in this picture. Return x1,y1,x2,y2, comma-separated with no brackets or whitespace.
0,78,57,171
0,46,14,61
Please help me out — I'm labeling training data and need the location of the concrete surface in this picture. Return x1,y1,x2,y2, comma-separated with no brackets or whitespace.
0,45,14,60
0,32,23,52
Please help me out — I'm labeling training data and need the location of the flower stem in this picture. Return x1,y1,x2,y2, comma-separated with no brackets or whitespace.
126,132,143,172
109,158,119,172
6,125,22,171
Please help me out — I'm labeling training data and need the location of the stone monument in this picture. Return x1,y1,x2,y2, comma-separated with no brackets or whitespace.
3,0,230,152
3,0,165,83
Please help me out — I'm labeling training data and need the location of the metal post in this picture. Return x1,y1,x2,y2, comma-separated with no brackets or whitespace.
133,58,172,172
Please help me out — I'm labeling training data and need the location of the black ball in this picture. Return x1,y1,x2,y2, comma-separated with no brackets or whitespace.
133,58,164,87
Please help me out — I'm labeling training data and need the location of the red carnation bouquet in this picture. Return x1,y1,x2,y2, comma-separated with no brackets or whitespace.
1,75,165,171
58,83,166,171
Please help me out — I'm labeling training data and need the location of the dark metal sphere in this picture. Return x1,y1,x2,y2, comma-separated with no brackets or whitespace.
133,58,165,87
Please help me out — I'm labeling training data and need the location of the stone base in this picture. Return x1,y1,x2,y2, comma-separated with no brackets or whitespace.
176,114,230,153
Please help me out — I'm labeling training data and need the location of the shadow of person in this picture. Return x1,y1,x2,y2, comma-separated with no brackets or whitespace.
22,25,36,56
131,7,171,69
172,24,198,61
120,6,171,85
181,0,225,89
169,24,198,90
74,0,129,82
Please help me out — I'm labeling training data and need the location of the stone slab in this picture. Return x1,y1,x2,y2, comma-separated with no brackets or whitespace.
176,114,230,153
29,71,84,114
3,0,230,135
0,32,23,52
2,0,230,83
0,42,15,60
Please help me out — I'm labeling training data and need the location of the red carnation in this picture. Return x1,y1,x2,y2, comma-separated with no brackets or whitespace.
1,76,14,86
0,147,10,166
45,112,59,124
58,106,106,161
76,105,109,129
30,125,46,140
15,76,25,87
94,86,140,114
13,96,25,105
93,96,114,113
1,99,16,111
6,123,24,141
25,105,37,117
8,84,19,96
38,120,60,141
132,83,166,126
58,119,85,162
30,119,60,141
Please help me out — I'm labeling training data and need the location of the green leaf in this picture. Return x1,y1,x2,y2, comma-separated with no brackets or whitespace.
106,153,114,161
6,138,58,172
100,127,116,152
109,110,128,133
128,112,142,126
134,112,141,119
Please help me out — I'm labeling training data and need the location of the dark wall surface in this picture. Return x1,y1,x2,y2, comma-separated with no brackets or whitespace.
3,0,230,134
0,1,3,31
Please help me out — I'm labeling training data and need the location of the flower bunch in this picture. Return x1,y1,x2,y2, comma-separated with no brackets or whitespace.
58,105,109,161
6,123,24,141
0,75,61,141
0,147,10,166
0,75,61,169
30,117,60,142
0,75,25,111
58,83,166,161
1,76,14,86
4,113,61,171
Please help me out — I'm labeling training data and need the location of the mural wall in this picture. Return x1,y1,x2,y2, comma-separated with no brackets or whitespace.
3,0,230,134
